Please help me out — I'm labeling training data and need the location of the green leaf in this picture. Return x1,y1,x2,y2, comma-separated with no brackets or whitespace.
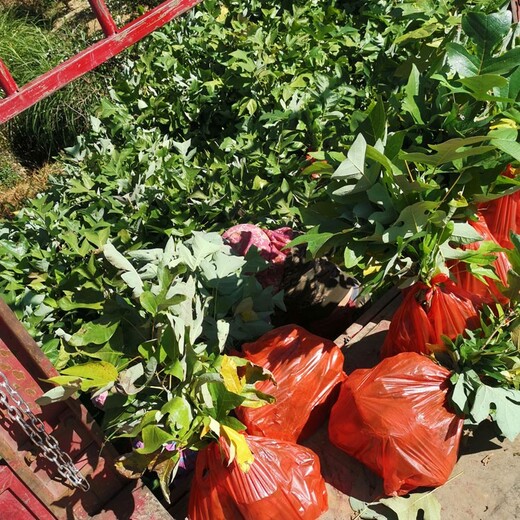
162,396,193,432
332,134,367,180
137,425,174,455
491,138,520,162
458,75,508,97
482,48,520,75
68,319,120,347
344,247,363,269
140,291,159,316
462,11,511,57
104,242,144,298
394,23,439,45
471,384,520,441
36,384,79,406
450,222,483,245
446,42,480,77
382,202,438,243
380,492,442,520
288,232,335,257
402,64,424,124
401,136,493,166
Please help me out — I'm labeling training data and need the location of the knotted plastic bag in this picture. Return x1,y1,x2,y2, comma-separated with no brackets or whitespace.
235,324,346,442
479,164,519,249
328,352,463,496
381,274,479,358
188,436,328,520
449,213,511,306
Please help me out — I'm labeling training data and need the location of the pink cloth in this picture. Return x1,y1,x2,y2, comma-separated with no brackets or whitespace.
222,225,293,264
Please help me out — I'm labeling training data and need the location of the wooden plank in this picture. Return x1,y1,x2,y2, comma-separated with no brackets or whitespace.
0,0,202,123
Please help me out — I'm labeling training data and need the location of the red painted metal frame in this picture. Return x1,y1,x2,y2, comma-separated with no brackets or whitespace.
0,298,173,519
0,0,202,124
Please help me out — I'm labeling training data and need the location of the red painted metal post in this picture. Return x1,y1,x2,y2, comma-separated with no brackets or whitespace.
88,0,118,37
0,59,18,96
0,0,202,124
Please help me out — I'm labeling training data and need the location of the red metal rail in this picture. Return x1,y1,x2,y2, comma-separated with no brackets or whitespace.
0,0,202,124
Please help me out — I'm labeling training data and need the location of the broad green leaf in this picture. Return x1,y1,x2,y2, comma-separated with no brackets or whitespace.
140,291,159,316
162,396,192,432
446,42,480,77
450,222,483,244
36,384,79,406
380,492,442,520
482,48,520,75
221,425,254,472
458,75,508,96
288,232,335,257
137,425,174,455
104,242,143,297
332,134,367,180
401,136,493,166
462,11,511,57
68,320,120,347
344,247,363,269
382,202,438,243
491,138,520,162
471,384,520,441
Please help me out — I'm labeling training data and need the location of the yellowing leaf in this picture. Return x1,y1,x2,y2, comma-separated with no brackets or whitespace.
363,264,382,277
216,5,229,23
220,355,245,394
235,297,259,322
221,425,254,472
61,361,119,385
490,118,518,130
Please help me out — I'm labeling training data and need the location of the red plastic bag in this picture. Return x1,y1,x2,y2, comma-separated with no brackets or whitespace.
328,352,463,496
188,435,328,520
479,165,520,249
381,274,479,358
236,324,346,442
449,213,511,305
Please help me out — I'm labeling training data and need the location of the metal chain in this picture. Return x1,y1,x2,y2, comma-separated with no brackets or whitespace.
0,370,90,491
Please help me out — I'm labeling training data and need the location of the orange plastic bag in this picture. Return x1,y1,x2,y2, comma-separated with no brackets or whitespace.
328,353,463,496
235,324,346,442
479,165,520,249
188,435,328,520
381,274,479,358
449,213,511,306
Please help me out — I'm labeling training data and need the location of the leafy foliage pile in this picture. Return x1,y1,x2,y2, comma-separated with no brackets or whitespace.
36,232,281,494
296,7,520,292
